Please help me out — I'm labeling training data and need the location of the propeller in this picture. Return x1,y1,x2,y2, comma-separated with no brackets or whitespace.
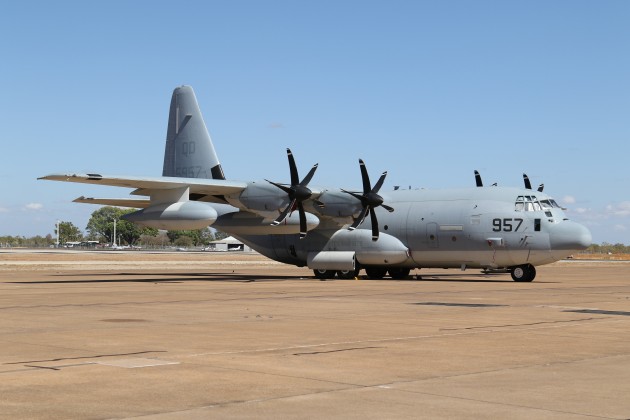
474,170,483,187
266,148,318,239
523,173,545,192
342,159,394,241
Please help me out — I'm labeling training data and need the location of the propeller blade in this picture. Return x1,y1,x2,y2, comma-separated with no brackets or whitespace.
474,170,483,187
265,180,291,195
382,204,395,213
298,203,307,238
372,171,387,194
537,184,544,192
300,163,318,187
287,149,299,185
348,206,369,230
271,198,296,225
341,189,364,202
358,159,371,193
523,173,532,190
369,208,379,241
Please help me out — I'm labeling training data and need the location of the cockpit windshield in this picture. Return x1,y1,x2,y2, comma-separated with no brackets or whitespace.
515,195,544,212
540,198,562,209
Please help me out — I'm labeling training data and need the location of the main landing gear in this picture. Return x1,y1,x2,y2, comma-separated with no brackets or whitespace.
510,264,536,282
366,267,411,280
313,267,411,280
313,268,360,280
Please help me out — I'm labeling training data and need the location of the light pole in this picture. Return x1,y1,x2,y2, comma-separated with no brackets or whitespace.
112,218,117,248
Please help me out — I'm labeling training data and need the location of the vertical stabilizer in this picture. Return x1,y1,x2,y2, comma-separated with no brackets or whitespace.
162,86,225,179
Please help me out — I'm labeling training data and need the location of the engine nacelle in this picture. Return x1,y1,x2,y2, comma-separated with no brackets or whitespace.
122,201,218,230
310,190,361,218
228,181,287,212
213,211,320,235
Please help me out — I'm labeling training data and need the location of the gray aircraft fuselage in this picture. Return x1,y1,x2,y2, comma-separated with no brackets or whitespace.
227,186,590,271
39,85,591,282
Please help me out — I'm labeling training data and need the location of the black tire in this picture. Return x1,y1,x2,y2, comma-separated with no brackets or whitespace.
388,268,411,280
511,264,536,282
365,267,387,279
337,269,358,279
313,269,336,280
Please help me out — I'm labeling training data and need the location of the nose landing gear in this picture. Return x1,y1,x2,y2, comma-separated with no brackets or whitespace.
510,264,536,282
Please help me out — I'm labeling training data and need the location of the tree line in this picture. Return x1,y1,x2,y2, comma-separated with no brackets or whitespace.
1,206,629,252
0,206,228,248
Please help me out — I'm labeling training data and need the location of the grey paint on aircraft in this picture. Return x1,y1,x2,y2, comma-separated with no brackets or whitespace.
162,86,225,180
40,85,592,282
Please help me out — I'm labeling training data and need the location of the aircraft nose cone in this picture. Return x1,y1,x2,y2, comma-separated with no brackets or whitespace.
550,221,592,251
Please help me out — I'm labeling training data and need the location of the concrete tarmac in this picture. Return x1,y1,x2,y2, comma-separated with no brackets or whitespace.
1,250,629,419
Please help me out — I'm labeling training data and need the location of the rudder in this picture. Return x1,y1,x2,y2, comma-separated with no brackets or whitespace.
162,86,225,180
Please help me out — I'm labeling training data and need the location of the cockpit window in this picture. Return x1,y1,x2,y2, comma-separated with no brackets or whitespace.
515,195,544,212
541,199,562,209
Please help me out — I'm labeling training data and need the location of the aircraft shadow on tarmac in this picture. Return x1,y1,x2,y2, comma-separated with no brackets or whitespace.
7,271,551,284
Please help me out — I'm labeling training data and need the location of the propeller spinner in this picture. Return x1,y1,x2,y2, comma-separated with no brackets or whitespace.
342,159,394,241
266,148,318,239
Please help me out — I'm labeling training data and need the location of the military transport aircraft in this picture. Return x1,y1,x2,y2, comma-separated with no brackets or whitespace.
39,86,591,282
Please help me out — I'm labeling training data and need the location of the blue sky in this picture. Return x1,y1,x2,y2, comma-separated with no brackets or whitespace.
1,1,628,244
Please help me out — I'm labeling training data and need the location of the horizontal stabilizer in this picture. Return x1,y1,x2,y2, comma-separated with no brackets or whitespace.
39,173,247,198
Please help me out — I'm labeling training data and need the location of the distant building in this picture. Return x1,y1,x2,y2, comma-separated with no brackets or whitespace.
206,236,251,252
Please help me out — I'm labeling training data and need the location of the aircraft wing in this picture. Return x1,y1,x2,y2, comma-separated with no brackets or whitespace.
39,173,248,199
72,196,152,208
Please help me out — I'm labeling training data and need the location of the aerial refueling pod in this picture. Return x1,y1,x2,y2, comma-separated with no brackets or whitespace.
122,201,218,230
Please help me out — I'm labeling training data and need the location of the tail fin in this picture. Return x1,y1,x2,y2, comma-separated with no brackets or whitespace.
162,85,225,180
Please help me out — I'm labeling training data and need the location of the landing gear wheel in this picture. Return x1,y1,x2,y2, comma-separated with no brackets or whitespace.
388,268,411,280
365,267,388,279
337,269,358,279
313,269,336,280
511,264,536,282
